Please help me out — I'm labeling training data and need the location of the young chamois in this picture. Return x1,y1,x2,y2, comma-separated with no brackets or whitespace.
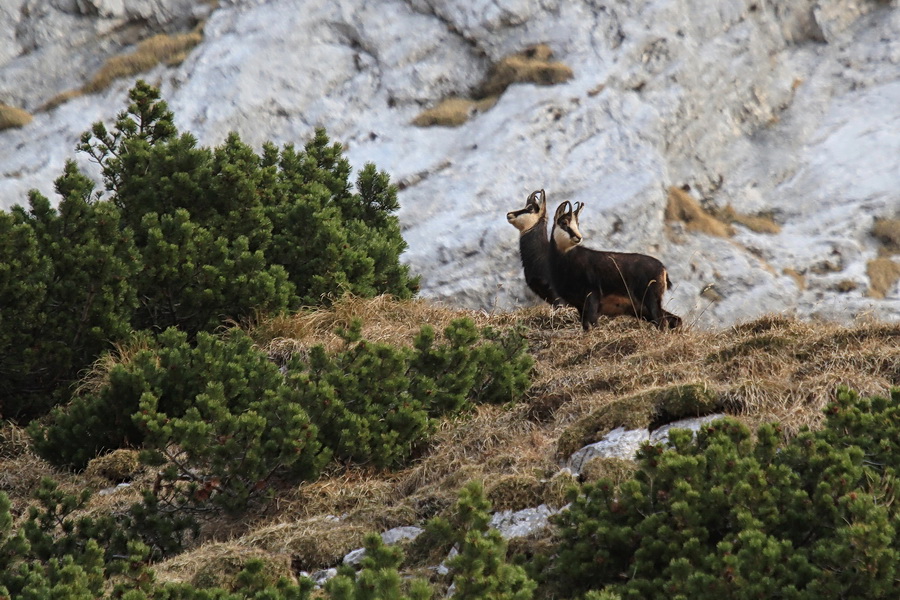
549,200,681,330
506,189,564,307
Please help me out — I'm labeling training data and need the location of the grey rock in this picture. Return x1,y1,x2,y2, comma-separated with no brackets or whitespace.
340,526,424,569
567,427,649,475
489,504,556,540
649,414,727,445
1,0,899,327
381,525,423,545
311,567,337,586
98,482,132,496
342,547,366,566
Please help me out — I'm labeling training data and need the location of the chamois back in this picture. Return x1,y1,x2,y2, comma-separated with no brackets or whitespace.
549,199,680,330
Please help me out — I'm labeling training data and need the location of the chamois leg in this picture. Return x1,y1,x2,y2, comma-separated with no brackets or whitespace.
581,293,601,331
639,285,668,329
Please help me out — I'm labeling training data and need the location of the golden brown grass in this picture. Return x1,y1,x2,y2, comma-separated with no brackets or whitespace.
411,96,499,127
718,205,782,234
413,43,571,128
155,542,293,589
665,186,734,237
873,218,900,254
41,31,203,110
478,44,574,98
84,32,203,94
867,257,900,298
7,297,900,585
0,104,33,130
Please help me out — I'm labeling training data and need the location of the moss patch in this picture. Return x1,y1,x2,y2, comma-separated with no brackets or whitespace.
709,333,793,363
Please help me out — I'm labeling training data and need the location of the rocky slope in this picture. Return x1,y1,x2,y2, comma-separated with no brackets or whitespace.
1,0,898,327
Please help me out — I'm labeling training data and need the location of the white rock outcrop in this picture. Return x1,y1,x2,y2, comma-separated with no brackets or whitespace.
1,0,898,327
567,414,727,475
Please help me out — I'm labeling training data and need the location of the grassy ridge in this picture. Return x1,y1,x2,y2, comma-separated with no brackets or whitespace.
2,297,899,588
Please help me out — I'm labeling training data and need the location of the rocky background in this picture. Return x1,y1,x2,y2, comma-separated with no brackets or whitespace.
1,0,898,328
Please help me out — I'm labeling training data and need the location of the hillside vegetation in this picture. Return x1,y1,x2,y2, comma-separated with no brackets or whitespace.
3,297,900,597
2,81,899,599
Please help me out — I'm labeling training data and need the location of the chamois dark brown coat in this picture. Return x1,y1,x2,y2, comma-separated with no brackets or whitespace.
506,189,563,307
549,199,681,330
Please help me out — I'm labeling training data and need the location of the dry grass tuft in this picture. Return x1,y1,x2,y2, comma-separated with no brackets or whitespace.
479,44,574,98
783,268,807,291
0,453,58,499
486,474,546,511
579,456,639,487
241,516,369,572
155,542,293,588
84,449,142,482
665,187,734,237
0,421,31,459
718,205,782,234
413,43,570,128
75,333,156,396
0,104,33,130
280,470,398,522
411,96,498,127
248,295,514,362
40,89,84,112
83,32,203,94
873,218,900,254
867,258,900,299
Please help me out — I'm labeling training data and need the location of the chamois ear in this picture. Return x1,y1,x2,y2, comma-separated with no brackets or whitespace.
574,201,585,220
554,200,571,223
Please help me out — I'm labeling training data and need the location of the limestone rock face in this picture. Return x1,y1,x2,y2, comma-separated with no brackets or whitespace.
1,0,898,327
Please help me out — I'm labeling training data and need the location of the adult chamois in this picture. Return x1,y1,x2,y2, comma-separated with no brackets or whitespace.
549,199,681,330
506,189,564,307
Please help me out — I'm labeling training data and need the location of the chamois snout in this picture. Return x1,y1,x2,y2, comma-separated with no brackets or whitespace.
506,211,516,222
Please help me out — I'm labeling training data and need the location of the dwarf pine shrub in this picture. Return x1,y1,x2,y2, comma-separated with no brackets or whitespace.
32,328,327,503
288,318,533,469
2,79,417,423
548,387,900,599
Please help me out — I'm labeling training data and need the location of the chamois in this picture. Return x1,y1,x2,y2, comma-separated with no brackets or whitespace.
549,199,681,330
506,189,564,307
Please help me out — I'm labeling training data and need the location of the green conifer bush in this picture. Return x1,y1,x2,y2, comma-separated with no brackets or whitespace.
548,387,900,599
2,166,139,421
288,318,533,469
325,533,433,600
32,328,327,512
2,79,417,424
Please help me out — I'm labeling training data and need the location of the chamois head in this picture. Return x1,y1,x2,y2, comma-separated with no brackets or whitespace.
507,189,547,232
552,200,584,253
